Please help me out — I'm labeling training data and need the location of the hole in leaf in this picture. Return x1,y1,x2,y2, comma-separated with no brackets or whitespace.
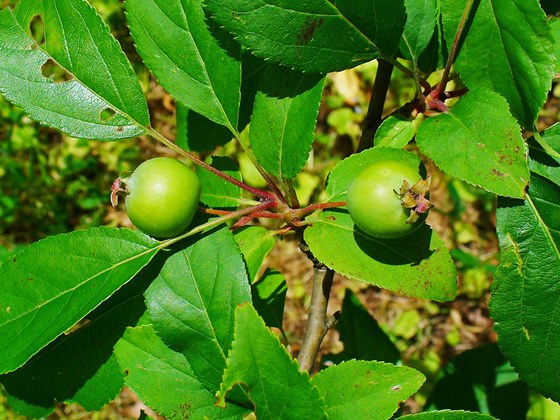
29,15,45,46
100,107,117,122
41,59,73,83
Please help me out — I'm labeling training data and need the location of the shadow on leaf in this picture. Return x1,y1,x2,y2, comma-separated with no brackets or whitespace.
353,223,434,266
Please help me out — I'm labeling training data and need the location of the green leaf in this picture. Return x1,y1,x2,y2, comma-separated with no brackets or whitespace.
490,173,560,402
417,89,529,198
176,104,234,152
204,0,407,73
312,360,425,419
306,148,457,301
417,9,449,74
145,226,251,393
401,410,497,419
250,65,325,181
323,289,400,365
198,157,244,209
441,0,555,128
0,227,160,374
234,225,277,282
305,214,456,301
115,325,250,420
216,303,326,419
425,344,529,419
126,0,241,132
239,52,268,132
0,265,154,418
251,269,287,331
528,124,560,185
551,18,560,73
0,4,148,140
400,0,439,62
374,114,415,148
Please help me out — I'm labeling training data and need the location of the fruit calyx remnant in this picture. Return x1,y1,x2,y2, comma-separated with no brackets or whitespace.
398,176,433,225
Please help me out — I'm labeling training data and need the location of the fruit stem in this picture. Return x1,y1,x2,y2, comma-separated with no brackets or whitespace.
295,201,346,218
148,128,276,202
433,0,475,99
158,203,271,248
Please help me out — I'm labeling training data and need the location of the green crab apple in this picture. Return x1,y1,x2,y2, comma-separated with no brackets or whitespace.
346,159,431,239
113,157,201,238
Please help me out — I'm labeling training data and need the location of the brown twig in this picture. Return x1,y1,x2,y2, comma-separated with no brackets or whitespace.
297,267,336,372
357,59,394,152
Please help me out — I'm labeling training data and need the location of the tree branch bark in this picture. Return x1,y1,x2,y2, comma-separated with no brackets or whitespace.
357,59,393,152
297,267,336,372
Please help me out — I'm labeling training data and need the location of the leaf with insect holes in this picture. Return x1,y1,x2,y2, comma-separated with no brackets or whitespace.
417,89,529,198
0,1,149,140
0,227,160,375
204,0,407,73
441,0,555,128
126,0,241,132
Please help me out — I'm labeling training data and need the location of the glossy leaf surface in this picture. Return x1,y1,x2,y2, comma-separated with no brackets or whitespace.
250,65,325,180
1,267,154,417
198,157,244,209
216,303,326,419
0,227,160,374
442,0,555,128
400,0,439,62
313,360,425,419
374,115,415,148
145,226,251,392
234,226,277,282
204,0,406,73
306,148,457,301
417,89,529,198
126,0,241,131
491,173,560,402
115,324,250,419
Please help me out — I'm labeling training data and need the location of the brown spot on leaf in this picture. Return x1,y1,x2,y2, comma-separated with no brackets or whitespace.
297,17,325,45
491,168,505,177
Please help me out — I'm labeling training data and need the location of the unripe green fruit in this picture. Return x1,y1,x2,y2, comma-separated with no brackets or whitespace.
124,157,200,238
346,160,427,239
